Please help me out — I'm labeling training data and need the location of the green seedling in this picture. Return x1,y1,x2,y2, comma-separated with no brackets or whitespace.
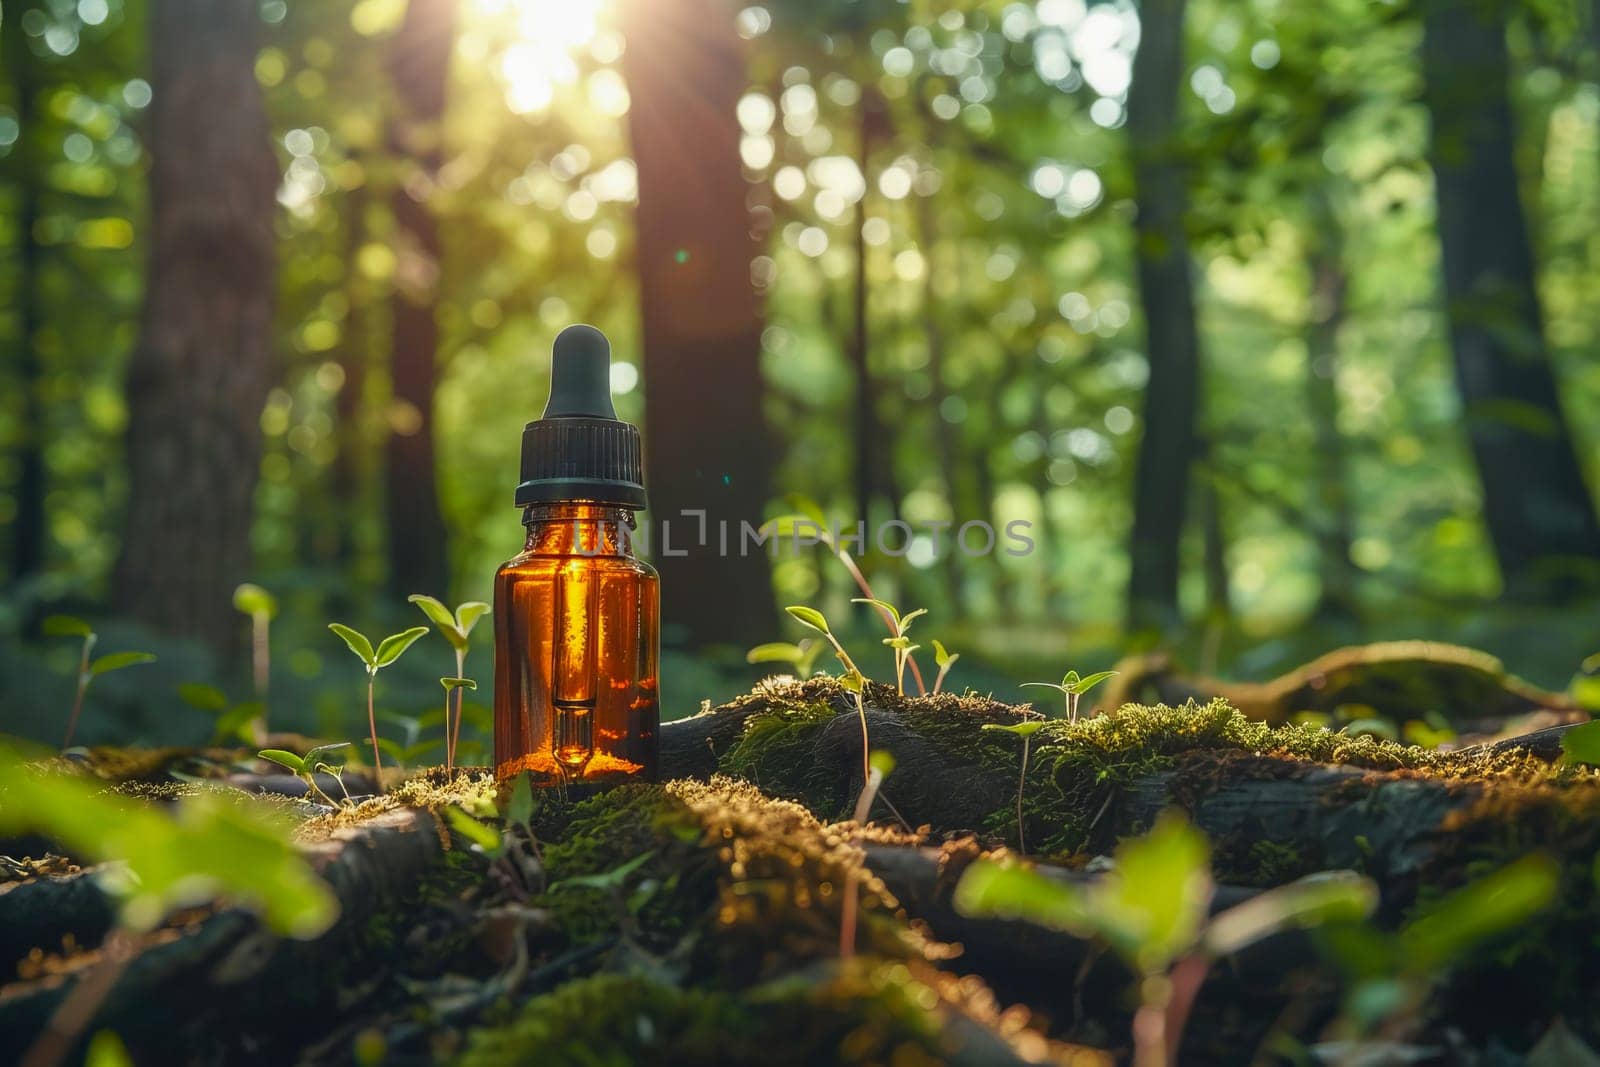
409,594,491,771
233,583,278,735
44,615,156,749
982,719,1047,854
931,639,959,695
852,597,924,696
787,605,872,786
438,677,478,771
258,743,353,807
765,500,926,693
376,710,444,770
1021,668,1117,724
746,638,827,678
956,810,1377,1067
328,623,429,790
178,683,263,747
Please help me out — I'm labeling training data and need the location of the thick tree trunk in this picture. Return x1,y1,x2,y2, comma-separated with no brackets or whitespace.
1421,0,1600,599
1305,192,1356,618
3,4,46,582
111,0,277,644
382,0,456,599
1126,0,1202,632
621,0,779,647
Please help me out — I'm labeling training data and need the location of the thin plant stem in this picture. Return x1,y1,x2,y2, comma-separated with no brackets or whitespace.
840,760,887,961
933,662,952,695
366,672,384,791
62,638,91,749
450,648,466,771
252,614,269,740
1016,734,1030,854
836,548,926,694
854,691,870,788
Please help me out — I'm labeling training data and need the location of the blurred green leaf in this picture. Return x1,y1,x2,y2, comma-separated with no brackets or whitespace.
43,614,95,639
851,597,901,626
747,642,805,665
983,721,1048,738
1205,871,1377,957
89,651,156,677
932,640,956,669
232,583,278,620
445,806,503,857
507,772,535,831
785,605,830,635
1561,720,1600,766
1399,853,1559,969
178,682,229,712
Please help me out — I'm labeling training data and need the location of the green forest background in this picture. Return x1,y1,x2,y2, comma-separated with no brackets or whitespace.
4,0,1600,755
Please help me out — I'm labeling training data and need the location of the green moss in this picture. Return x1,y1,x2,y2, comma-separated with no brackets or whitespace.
1241,839,1309,885
458,957,1096,1067
719,699,838,801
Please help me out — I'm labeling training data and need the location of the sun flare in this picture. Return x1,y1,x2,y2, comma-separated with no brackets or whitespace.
475,0,608,113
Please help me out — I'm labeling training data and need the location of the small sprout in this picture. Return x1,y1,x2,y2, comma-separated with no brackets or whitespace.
854,598,924,696
1021,668,1118,723
983,719,1048,853
440,676,478,770
785,605,831,635
931,639,960,695
841,749,896,961
178,683,262,746
233,583,278,736
410,595,492,771
328,623,429,790
45,615,155,749
787,604,872,785
506,771,535,833
259,743,351,807
746,639,826,677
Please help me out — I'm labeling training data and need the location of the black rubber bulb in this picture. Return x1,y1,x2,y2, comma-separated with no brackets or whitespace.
543,323,617,419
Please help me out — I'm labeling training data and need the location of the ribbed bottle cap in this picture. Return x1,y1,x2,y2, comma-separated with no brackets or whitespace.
515,325,647,509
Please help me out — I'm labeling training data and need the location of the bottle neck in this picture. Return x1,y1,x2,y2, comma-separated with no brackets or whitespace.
521,503,639,557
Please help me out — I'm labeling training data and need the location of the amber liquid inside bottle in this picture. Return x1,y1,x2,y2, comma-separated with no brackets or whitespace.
493,503,659,786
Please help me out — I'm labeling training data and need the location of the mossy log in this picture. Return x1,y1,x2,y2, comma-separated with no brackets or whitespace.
0,808,449,1062
1099,641,1580,730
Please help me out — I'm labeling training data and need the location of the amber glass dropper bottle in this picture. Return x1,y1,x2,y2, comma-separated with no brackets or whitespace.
493,325,659,788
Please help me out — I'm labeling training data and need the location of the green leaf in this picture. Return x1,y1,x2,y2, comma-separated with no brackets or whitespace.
302,742,350,772
1020,682,1069,695
43,614,94,639
898,608,927,630
373,626,429,667
838,669,865,694
550,850,655,893
933,640,955,669
85,1030,133,1067
441,676,478,692
446,806,504,856
232,583,278,620
1061,670,1081,688
408,593,457,629
983,721,1048,739
454,601,491,636
868,749,896,779
178,683,229,712
883,636,913,650
507,772,535,831
1094,809,1213,974
785,605,831,635
851,597,901,626
258,749,307,774
1204,871,1378,957
954,857,1093,931
1066,670,1118,696
214,703,262,745
747,642,804,665
1561,720,1600,767
328,623,376,666
1400,853,1559,970
89,652,156,677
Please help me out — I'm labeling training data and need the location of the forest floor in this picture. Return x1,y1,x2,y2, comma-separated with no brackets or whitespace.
3,647,1600,1066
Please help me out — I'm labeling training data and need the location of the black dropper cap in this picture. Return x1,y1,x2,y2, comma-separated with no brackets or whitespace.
515,325,647,509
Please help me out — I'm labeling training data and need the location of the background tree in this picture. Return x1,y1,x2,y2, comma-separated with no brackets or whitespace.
111,0,277,645
1421,0,1600,599
382,0,457,598
621,0,779,646
1125,0,1202,632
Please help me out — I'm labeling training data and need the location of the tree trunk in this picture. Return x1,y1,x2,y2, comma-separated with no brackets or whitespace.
3,3,46,582
849,89,898,528
1421,0,1600,599
1125,0,1202,632
382,0,456,600
1305,191,1357,618
327,172,372,589
622,0,779,647
913,190,968,607
111,0,277,644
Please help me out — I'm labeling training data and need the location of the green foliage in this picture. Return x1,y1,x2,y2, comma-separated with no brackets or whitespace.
0,746,336,936
258,742,352,806
43,615,95,639
785,605,831,636
232,583,278,620
88,651,156,677
853,597,924,695
930,640,960,695
45,615,155,748
408,594,491,653
1021,668,1117,724
446,806,504,858
746,639,827,677
1561,720,1600,767
178,683,261,746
